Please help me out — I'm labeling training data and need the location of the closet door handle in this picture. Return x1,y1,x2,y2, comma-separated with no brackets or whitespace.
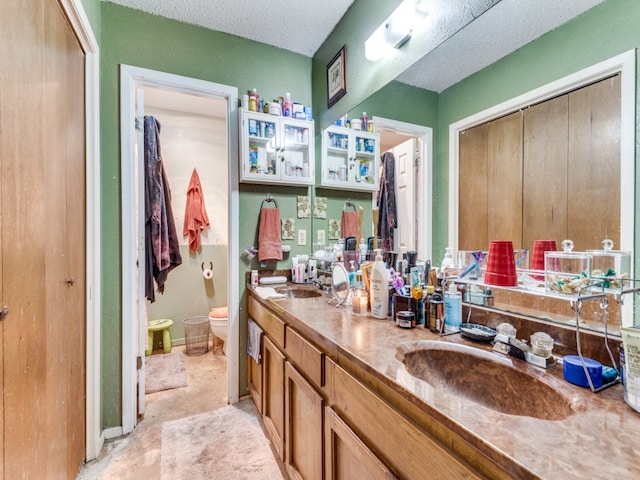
1,306,9,321
66,277,75,286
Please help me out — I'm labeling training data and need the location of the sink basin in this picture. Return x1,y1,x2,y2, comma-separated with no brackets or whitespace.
398,341,575,420
276,287,322,299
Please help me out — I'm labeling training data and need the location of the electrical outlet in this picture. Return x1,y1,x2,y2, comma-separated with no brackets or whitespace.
298,229,307,246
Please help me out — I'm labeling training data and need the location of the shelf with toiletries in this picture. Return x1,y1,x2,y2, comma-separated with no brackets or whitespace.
320,125,380,191
447,272,640,394
239,108,315,185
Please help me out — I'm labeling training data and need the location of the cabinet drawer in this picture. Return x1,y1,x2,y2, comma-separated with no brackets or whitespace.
285,326,324,390
248,296,285,350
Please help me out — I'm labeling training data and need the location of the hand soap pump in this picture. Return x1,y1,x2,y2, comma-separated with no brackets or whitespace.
440,247,455,277
348,260,357,288
370,249,390,319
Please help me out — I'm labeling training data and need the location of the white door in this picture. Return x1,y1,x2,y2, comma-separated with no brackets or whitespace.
393,138,417,253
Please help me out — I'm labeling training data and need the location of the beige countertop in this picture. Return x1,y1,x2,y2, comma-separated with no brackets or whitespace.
249,284,640,479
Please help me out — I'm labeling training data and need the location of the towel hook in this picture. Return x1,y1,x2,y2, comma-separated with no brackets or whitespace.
343,200,357,212
260,194,279,209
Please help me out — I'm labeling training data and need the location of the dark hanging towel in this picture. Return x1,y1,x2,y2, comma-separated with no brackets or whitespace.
377,151,397,252
144,115,182,302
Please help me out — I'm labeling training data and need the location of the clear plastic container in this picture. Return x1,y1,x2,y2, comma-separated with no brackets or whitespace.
586,239,631,289
545,240,591,294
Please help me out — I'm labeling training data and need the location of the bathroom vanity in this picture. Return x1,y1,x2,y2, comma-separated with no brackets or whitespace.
247,284,640,480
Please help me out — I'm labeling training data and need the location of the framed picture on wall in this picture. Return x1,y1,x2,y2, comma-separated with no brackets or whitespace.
327,45,347,108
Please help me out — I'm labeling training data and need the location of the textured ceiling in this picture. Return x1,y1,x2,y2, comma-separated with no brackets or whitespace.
105,0,355,57
106,0,605,92
397,0,606,92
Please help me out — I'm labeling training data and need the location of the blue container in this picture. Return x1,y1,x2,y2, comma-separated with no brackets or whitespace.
563,355,603,389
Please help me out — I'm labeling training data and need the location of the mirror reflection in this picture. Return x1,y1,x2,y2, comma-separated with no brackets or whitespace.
314,5,636,337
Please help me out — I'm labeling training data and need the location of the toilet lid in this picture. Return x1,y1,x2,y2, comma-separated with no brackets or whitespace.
209,306,228,318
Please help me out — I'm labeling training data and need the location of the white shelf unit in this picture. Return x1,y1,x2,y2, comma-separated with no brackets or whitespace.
239,108,314,186
320,125,380,191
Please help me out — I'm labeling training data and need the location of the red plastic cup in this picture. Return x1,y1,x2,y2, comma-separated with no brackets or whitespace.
484,241,518,287
530,240,557,271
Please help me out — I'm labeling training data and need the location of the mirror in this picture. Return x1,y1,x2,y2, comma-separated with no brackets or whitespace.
330,263,351,306
450,53,635,337
311,2,636,335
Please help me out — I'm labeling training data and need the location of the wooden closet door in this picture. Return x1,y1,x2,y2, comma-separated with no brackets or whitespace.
523,95,569,249
458,123,489,250
0,0,86,478
567,75,621,250
487,111,523,247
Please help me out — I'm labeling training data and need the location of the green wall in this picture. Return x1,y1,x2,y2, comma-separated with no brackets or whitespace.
96,0,639,431
100,2,312,428
80,0,101,42
434,0,640,264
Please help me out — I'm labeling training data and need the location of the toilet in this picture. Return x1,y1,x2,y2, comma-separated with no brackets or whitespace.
209,306,228,355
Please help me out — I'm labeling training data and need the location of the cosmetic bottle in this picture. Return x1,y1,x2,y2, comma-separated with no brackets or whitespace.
370,249,390,319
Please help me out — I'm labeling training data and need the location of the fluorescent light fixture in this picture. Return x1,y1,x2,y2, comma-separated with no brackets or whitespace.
365,0,429,62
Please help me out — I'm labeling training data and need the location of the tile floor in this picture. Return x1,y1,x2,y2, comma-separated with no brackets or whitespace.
77,344,284,479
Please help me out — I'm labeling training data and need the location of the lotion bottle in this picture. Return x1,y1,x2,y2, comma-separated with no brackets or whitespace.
370,249,390,319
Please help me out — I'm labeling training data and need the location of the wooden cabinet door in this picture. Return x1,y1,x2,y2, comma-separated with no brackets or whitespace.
285,361,324,480
247,352,263,415
262,336,285,460
325,406,396,480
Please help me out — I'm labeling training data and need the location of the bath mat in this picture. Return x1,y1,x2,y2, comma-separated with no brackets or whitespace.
161,399,284,479
145,352,188,394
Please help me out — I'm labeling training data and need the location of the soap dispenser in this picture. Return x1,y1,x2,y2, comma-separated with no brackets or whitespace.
348,260,357,288
441,247,455,277
370,249,390,319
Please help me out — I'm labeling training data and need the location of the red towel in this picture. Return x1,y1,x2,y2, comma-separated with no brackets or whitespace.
183,168,210,253
341,211,359,240
258,208,283,262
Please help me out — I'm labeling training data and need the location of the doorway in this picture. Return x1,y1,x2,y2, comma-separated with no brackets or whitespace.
120,66,239,435
374,117,433,263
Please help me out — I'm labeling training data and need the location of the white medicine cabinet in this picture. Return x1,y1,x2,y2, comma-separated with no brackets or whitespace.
320,125,380,191
239,108,314,185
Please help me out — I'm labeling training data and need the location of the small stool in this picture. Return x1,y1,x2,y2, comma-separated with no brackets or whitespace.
146,318,173,356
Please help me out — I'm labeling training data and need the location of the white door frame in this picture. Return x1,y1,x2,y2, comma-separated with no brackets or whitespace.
120,65,239,435
372,116,433,262
57,0,102,461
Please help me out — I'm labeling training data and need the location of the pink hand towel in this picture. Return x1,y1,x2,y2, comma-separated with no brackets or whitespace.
341,210,359,241
258,208,283,262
